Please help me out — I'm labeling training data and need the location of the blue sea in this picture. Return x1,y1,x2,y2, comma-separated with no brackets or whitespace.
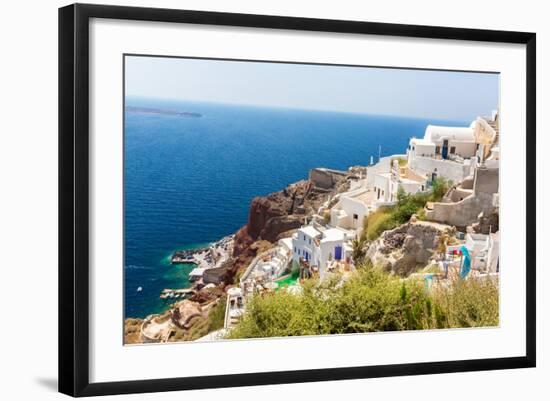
124,97,468,318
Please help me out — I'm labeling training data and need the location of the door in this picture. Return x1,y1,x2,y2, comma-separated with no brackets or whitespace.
442,139,449,159
334,246,342,260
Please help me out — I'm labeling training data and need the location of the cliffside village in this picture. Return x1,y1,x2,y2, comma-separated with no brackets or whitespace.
129,111,501,344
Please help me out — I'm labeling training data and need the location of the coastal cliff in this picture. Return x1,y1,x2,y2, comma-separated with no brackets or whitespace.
229,169,350,282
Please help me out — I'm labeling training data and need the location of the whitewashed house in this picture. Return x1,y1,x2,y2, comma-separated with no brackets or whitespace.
465,232,499,273
408,124,477,161
407,123,479,184
365,154,405,189
406,113,499,185
373,160,427,204
329,187,376,234
291,224,354,277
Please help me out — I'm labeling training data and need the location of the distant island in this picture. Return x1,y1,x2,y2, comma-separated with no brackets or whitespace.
125,106,202,118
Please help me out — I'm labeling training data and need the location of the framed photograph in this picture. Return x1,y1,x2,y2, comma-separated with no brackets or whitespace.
59,3,536,397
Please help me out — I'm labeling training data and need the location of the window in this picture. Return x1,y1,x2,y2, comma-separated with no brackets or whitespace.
353,213,358,220
435,146,441,154
450,146,456,154
303,235,306,241
309,238,311,245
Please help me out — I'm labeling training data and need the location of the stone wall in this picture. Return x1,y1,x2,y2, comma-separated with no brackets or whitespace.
309,168,347,190
426,192,494,228
426,165,498,228
473,166,499,194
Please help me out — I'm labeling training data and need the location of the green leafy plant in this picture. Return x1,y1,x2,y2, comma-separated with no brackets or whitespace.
226,265,499,339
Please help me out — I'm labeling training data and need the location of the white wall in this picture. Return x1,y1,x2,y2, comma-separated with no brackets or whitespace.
366,155,395,187
448,140,477,158
291,230,318,265
339,196,369,231
410,156,471,184
0,1,547,401
374,174,391,202
400,181,425,195
319,239,345,274
410,141,436,158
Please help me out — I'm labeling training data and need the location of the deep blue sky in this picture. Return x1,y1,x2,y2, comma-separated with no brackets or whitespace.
125,56,499,121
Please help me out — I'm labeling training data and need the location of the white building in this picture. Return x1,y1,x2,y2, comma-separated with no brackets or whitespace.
365,154,406,188
406,114,499,185
330,187,376,234
406,123,479,184
463,232,499,273
373,160,427,203
291,224,354,277
408,124,477,162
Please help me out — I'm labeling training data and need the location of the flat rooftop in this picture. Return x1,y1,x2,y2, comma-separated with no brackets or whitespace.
300,225,322,238
321,228,346,242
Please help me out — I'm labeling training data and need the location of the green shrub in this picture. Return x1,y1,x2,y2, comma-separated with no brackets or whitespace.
227,266,499,339
208,296,227,331
364,207,399,241
430,177,452,202
431,276,499,328
394,188,431,223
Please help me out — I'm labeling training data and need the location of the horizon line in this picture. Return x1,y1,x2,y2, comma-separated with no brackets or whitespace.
124,95,480,123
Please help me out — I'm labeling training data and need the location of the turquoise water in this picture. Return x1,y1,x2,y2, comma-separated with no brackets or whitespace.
124,97,469,318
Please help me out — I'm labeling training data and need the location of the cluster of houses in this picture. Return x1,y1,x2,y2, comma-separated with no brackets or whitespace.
227,111,501,330
290,111,501,281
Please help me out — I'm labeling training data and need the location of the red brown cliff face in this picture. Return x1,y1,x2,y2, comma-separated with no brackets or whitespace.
226,169,350,283
233,171,350,256
233,180,312,258
246,180,311,242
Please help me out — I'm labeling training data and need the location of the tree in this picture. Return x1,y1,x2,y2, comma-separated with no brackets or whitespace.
431,177,451,202
351,237,367,264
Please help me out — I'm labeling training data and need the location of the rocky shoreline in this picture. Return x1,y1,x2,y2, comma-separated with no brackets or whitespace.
124,167,354,344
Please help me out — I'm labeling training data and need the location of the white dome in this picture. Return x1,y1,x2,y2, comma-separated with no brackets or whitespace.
423,125,474,143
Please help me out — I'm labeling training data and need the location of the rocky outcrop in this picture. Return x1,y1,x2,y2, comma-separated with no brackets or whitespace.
226,240,274,284
240,172,348,246
471,210,499,235
366,221,453,276
246,180,313,241
124,318,144,344
172,300,203,330
229,169,349,283
189,284,225,304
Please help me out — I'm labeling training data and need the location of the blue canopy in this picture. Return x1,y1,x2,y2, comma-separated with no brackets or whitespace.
460,245,471,279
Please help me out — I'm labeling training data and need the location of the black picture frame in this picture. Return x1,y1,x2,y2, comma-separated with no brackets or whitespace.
59,3,536,397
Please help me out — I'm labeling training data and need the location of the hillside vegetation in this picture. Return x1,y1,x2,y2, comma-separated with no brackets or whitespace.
227,264,498,339
364,177,451,241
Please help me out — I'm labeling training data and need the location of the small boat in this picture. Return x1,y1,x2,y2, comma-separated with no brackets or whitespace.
137,286,143,292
